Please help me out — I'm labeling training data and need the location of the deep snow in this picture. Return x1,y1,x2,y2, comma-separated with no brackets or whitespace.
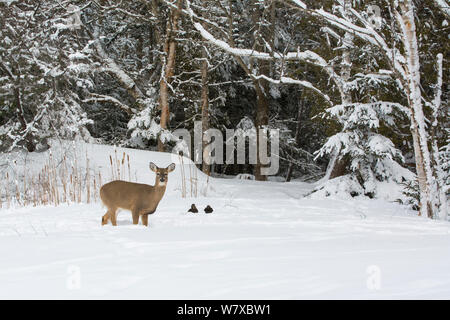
0,142,449,299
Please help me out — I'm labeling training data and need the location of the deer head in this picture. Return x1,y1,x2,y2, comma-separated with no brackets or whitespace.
150,162,176,187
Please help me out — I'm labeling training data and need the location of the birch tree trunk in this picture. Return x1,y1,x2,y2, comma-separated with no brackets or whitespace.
430,53,447,220
399,0,435,218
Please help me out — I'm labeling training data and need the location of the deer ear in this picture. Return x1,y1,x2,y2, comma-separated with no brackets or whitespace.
167,163,176,172
149,162,158,172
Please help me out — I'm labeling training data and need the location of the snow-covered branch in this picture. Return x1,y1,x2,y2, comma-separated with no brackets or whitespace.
94,39,143,96
252,74,331,104
190,21,327,67
83,93,137,115
0,59,16,81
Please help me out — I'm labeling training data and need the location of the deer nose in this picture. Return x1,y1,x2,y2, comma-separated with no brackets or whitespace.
160,177,165,182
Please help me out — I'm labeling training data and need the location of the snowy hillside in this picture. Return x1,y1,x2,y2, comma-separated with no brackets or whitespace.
0,142,449,299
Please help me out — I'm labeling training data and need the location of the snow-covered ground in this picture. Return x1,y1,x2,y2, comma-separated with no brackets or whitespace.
0,142,449,299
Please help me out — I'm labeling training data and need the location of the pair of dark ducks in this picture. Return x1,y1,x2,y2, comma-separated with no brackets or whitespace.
188,204,213,214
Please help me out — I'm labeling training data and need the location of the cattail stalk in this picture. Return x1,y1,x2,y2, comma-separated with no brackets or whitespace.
86,152,90,204
127,154,131,181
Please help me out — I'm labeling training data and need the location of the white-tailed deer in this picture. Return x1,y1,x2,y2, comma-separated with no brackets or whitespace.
100,162,175,226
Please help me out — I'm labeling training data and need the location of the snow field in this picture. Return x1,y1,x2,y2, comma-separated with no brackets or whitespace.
0,142,449,299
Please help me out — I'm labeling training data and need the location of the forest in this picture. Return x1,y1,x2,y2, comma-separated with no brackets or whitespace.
0,0,448,220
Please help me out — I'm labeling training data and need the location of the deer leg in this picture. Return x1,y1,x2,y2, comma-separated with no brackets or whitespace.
110,208,118,226
142,214,149,227
101,210,110,226
132,210,140,225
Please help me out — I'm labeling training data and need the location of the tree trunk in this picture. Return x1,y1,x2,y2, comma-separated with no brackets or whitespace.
410,117,433,218
201,45,211,175
225,0,270,180
14,86,35,152
254,76,269,181
430,53,447,220
286,97,303,182
158,0,182,152
328,153,348,179
252,0,270,181
400,1,434,218
323,0,353,181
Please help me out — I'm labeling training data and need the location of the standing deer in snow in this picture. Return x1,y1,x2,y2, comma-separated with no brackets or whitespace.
100,162,175,226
